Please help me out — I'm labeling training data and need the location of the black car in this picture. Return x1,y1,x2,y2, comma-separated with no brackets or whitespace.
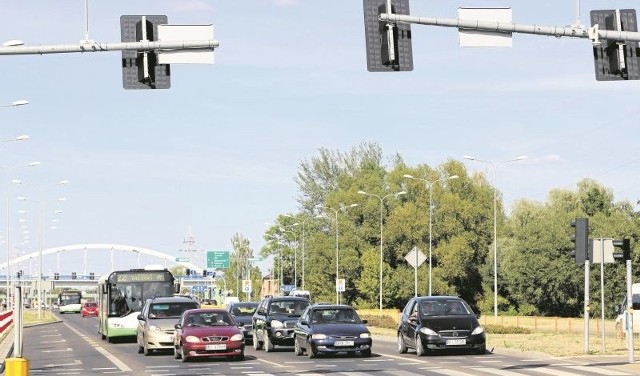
252,296,310,352
397,296,486,356
227,301,259,343
293,304,372,358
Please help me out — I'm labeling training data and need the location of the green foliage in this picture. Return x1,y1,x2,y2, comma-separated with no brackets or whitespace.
258,143,640,319
484,324,531,334
359,314,398,330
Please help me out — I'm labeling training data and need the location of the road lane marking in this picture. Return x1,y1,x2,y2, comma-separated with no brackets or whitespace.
42,347,72,353
62,322,132,372
566,365,630,375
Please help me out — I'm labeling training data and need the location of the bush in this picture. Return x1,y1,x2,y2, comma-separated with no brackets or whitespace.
484,324,531,334
361,314,397,330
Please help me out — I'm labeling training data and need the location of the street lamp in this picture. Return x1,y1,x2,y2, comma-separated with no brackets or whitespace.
357,189,406,312
403,174,459,296
31,181,69,319
316,203,358,304
2,162,39,309
463,155,526,317
284,214,324,291
0,100,28,108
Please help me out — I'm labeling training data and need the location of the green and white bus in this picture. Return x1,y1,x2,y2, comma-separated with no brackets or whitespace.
97,268,177,342
58,290,83,313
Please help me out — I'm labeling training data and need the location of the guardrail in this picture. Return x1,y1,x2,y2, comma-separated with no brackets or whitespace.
0,310,14,373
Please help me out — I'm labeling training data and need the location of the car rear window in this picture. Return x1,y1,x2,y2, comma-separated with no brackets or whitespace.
150,302,199,318
84,302,97,307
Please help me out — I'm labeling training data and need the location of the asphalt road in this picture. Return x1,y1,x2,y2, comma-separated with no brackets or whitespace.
18,311,640,375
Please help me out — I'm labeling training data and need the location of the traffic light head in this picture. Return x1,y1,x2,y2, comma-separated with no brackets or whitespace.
185,268,191,276
570,218,589,264
590,9,640,81
120,15,171,89
363,0,413,72
613,238,632,261
202,269,207,277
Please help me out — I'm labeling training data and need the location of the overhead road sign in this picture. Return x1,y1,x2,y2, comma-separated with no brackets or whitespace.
158,25,214,64
175,257,189,262
207,250,230,269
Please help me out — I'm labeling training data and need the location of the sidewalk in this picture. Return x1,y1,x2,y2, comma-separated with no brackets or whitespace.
0,326,15,373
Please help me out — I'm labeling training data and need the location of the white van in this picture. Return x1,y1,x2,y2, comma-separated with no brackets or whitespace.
615,283,640,334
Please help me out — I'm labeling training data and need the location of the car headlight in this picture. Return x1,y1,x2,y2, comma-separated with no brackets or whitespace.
419,327,438,336
148,325,163,333
271,320,284,329
311,334,326,340
185,336,201,343
360,333,371,338
471,326,485,335
230,334,244,341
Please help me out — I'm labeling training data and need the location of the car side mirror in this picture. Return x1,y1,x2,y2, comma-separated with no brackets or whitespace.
137,314,145,321
300,319,308,325
236,321,244,327
257,309,266,315
362,319,368,324
174,323,182,329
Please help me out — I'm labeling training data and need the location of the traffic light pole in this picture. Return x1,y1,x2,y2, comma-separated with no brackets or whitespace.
378,13,640,43
626,259,633,363
0,39,218,56
584,259,590,354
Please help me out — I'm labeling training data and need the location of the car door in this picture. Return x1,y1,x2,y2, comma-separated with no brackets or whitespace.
136,301,150,346
294,307,311,349
400,299,419,348
253,299,268,342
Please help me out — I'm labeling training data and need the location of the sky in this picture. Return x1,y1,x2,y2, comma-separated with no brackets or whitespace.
1,0,639,278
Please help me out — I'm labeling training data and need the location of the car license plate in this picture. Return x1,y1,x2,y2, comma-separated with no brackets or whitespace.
334,340,354,346
446,339,466,346
205,344,226,350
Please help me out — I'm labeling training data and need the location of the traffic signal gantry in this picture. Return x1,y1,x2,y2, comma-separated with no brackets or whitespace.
363,0,640,81
0,14,218,90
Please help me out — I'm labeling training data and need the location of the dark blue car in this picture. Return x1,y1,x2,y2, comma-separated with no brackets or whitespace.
293,304,372,358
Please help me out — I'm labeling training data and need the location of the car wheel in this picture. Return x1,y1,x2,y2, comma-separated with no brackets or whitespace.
397,333,407,354
307,340,316,359
234,351,244,361
264,334,274,352
294,338,303,356
361,349,372,358
137,343,144,354
475,344,486,355
253,330,263,350
415,335,426,356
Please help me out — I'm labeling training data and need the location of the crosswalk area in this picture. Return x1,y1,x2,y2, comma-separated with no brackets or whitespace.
138,358,638,376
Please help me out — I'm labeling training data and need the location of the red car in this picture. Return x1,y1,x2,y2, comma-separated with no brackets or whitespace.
81,302,98,317
173,308,245,362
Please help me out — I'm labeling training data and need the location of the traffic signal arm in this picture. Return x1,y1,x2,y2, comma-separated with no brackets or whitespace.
0,40,219,56
378,13,640,43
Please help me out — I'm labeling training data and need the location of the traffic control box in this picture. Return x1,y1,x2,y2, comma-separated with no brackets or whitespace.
5,357,29,375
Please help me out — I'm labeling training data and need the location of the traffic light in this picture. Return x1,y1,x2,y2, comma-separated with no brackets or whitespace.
202,269,207,277
120,15,171,89
89,272,95,280
613,238,632,261
570,218,589,264
363,0,413,72
590,9,640,81
185,268,191,276
54,273,59,280
71,272,77,280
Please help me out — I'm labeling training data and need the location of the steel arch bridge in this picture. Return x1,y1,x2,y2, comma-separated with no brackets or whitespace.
0,243,203,274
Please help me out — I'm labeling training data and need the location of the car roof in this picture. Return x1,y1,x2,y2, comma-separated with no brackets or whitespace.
184,308,228,315
146,296,198,304
310,304,353,309
416,296,463,301
267,296,310,302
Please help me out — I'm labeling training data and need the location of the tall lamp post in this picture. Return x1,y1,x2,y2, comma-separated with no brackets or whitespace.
2,161,39,309
463,155,526,317
316,203,358,304
357,190,406,312
285,214,324,291
280,223,299,290
31,181,69,319
403,174,459,296
0,100,29,108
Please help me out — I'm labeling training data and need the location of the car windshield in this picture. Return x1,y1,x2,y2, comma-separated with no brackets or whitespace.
311,308,361,324
419,300,470,317
268,300,309,315
149,302,199,319
186,312,234,327
230,303,258,316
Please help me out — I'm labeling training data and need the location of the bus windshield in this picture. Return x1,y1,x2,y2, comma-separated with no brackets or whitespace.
102,270,175,317
59,291,82,306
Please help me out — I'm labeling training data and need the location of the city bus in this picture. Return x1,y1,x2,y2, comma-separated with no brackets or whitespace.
58,290,83,314
97,267,178,342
